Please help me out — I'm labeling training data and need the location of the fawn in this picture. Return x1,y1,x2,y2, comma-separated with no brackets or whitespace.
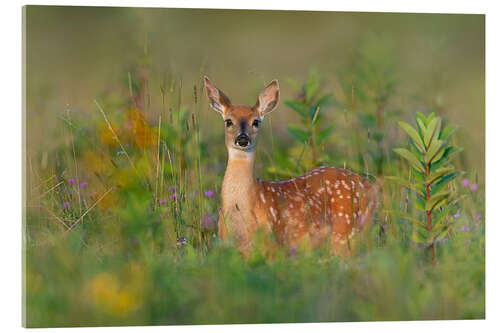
204,76,378,256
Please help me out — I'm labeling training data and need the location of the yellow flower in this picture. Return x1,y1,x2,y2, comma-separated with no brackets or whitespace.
87,269,144,317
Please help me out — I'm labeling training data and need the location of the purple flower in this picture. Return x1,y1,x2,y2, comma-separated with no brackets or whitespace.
381,224,387,231
204,190,215,198
461,178,470,187
476,214,482,221
62,201,70,210
170,193,178,200
460,225,470,232
168,186,177,192
80,182,88,188
453,213,460,219
176,237,187,246
68,178,75,184
257,163,264,169
470,183,478,191
158,199,167,205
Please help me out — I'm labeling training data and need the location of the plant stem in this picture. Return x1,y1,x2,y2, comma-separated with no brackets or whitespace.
425,162,436,260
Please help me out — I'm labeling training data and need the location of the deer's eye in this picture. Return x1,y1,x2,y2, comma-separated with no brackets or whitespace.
225,119,233,128
252,119,260,128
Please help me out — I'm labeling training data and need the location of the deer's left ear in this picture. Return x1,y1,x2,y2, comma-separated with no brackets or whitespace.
255,80,280,119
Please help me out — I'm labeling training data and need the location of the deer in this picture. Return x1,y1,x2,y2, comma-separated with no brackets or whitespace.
204,76,378,256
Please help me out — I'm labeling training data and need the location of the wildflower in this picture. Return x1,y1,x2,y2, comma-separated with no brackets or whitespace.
461,178,470,187
170,193,178,200
257,163,264,169
461,225,470,232
476,214,482,220
381,224,387,231
168,186,177,192
470,183,478,191
80,182,88,188
204,190,215,198
62,201,70,210
158,199,167,205
68,178,75,184
176,237,187,246
453,213,460,219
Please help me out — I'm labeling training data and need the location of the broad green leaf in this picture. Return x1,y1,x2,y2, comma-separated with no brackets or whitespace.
416,112,427,126
432,196,449,212
432,171,463,195
415,195,426,211
385,176,425,198
316,125,334,145
427,112,436,123
426,166,454,185
425,139,444,163
433,205,452,228
430,143,447,163
425,192,449,212
431,146,463,170
393,148,425,173
440,125,458,141
284,100,308,118
287,125,309,143
315,93,333,108
423,117,440,147
398,121,426,152
431,225,451,243
416,118,426,137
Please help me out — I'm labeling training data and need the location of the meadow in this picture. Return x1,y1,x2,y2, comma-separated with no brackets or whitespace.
23,7,485,327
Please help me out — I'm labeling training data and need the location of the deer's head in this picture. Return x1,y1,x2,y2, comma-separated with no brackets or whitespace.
204,76,280,156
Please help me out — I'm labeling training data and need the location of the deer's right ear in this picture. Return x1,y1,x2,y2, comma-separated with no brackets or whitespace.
204,76,231,116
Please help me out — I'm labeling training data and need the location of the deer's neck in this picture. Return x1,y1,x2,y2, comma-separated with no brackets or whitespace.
222,148,257,217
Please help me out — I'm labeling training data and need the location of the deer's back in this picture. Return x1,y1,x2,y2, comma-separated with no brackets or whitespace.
254,166,378,248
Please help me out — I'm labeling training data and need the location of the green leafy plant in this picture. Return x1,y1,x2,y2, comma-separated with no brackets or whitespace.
335,34,400,175
388,112,463,257
285,70,334,168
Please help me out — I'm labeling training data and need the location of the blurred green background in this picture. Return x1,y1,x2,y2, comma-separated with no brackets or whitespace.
24,6,485,327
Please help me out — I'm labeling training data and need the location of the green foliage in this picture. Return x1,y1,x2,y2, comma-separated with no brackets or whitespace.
284,70,334,170
334,34,401,175
388,112,463,249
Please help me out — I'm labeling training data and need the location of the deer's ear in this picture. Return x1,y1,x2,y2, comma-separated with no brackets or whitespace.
256,80,280,119
204,76,231,116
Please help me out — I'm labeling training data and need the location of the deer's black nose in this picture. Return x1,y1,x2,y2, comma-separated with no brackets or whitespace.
235,133,250,147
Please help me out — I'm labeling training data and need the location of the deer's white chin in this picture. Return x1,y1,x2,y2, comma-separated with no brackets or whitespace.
228,146,256,160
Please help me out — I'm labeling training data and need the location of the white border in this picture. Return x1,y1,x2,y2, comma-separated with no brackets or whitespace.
2,0,498,332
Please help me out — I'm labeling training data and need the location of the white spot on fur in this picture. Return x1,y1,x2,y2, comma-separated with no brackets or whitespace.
270,207,277,220
260,192,266,203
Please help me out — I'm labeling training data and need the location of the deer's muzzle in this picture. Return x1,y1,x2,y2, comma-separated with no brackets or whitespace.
235,133,250,148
